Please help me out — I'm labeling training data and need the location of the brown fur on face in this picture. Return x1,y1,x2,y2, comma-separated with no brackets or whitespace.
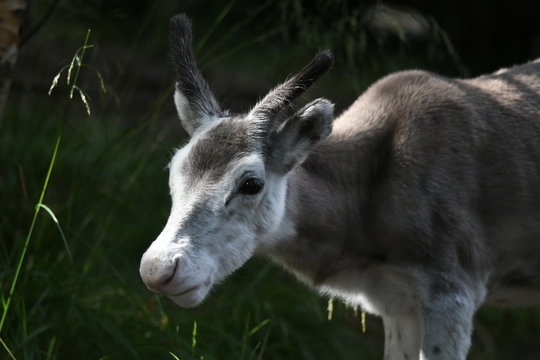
181,118,261,184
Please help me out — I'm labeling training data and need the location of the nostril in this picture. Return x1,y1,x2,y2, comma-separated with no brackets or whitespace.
140,254,181,292
161,258,179,286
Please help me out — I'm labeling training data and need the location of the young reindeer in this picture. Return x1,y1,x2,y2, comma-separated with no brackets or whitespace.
140,14,540,359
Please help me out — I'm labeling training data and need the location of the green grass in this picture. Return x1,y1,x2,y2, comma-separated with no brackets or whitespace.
0,23,382,360
0,99,382,359
1,2,539,359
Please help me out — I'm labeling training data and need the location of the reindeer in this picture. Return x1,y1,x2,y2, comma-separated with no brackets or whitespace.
140,14,540,359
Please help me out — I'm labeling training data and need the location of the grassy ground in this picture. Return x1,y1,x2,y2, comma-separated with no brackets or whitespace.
0,50,382,360
0,9,382,358
1,1,540,359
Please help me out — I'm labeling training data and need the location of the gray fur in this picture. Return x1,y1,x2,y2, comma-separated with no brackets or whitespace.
249,51,334,124
170,14,222,134
274,63,540,358
141,14,540,360
266,98,334,173
182,118,260,183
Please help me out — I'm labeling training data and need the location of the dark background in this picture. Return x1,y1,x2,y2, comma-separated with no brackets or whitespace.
2,0,540,359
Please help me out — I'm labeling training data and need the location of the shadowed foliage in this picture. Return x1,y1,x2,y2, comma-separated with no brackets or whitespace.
1,0,540,359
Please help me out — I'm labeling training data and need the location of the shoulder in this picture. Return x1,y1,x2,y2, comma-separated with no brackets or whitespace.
334,70,463,133
367,70,459,102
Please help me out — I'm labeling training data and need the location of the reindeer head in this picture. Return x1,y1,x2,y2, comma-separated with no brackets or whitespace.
139,14,334,307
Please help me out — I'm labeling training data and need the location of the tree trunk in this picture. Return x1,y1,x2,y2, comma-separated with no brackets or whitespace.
0,0,26,128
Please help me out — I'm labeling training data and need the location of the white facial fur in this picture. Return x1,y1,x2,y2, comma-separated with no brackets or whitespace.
140,120,289,307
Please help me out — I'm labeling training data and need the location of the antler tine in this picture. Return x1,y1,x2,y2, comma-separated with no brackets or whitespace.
249,50,334,120
170,14,221,119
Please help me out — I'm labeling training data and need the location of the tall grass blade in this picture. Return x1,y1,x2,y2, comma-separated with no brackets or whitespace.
191,320,197,358
0,133,62,332
257,325,270,360
0,336,16,360
0,28,94,334
36,203,73,262
46,336,57,360
195,0,237,53
247,342,262,360
246,318,270,338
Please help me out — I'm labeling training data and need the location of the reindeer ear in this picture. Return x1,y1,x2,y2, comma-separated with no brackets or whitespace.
170,14,222,136
268,98,334,173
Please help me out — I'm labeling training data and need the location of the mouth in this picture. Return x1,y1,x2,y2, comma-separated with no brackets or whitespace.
171,284,201,297
168,277,213,308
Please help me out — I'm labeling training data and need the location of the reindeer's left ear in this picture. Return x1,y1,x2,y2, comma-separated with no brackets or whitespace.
268,98,334,173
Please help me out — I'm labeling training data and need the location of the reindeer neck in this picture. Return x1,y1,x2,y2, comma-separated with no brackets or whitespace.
263,128,390,285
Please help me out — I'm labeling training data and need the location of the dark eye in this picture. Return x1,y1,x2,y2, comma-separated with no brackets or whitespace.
239,178,263,195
